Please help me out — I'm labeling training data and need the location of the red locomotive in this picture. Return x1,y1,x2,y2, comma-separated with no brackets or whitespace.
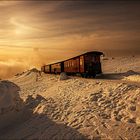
41,51,103,78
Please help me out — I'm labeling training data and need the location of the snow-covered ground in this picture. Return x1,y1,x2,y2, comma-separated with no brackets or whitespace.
102,56,140,73
0,80,22,113
0,56,140,139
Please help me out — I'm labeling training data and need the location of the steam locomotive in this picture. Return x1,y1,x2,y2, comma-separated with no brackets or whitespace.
41,51,103,78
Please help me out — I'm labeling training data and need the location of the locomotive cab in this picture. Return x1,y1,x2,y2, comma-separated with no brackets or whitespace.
84,52,103,77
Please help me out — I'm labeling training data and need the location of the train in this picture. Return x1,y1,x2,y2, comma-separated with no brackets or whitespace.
41,51,103,78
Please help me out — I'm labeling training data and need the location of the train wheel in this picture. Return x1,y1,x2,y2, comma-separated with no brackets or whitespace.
81,73,84,78
92,73,96,78
84,73,88,78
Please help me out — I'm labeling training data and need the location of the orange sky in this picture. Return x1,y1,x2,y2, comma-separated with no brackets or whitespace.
0,1,140,78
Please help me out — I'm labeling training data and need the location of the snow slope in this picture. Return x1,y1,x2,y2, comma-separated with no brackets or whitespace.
102,56,140,73
0,57,140,139
0,80,22,114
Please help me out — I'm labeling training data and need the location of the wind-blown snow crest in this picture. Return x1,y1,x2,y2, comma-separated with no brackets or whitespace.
123,74,140,82
0,80,22,114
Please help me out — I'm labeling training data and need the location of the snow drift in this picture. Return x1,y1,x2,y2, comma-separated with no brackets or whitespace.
122,70,140,82
0,80,22,114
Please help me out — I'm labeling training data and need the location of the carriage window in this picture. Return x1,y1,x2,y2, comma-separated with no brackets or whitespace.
95,56,100,62
71,61,73,66
80,60,83,65
92,57,95,62
80,57,83,65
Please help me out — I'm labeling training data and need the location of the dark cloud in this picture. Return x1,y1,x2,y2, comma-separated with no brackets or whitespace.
1,1,140,37
20,0,140,42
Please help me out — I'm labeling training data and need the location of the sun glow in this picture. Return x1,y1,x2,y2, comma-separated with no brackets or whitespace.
15,28,24,35
10,17,34,36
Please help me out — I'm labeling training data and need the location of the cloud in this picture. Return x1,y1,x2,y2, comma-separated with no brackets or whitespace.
0,60,27,79
0,1,140,78
1,1,140,40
